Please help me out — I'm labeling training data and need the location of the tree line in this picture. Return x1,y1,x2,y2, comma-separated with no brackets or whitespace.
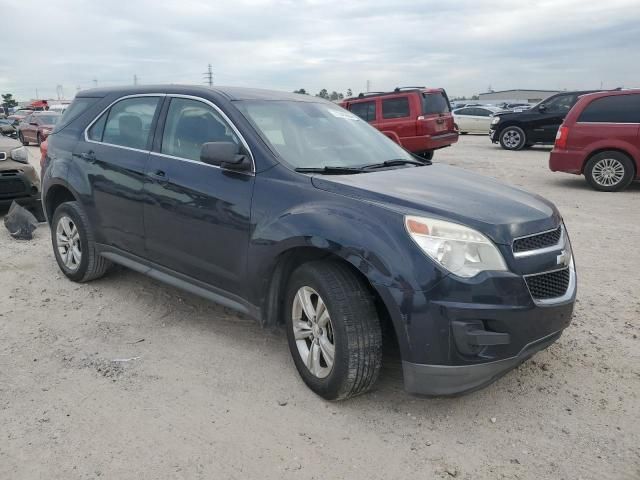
293,88,354,101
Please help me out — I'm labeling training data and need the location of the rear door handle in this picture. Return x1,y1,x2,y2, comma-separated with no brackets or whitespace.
149,169,169,182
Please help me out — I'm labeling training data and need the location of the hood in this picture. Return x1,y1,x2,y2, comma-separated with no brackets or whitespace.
311,164,560,245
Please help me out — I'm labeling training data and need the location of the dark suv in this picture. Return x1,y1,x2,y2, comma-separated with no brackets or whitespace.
340,87,458,160
490,91,598,150
42,86,576,400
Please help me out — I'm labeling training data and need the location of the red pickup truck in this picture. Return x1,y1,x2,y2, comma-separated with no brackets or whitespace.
340,87,458,160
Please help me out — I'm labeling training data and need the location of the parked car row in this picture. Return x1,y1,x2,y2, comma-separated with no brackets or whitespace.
17,111,61,146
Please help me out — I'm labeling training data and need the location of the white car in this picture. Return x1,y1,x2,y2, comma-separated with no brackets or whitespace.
453,106,503,134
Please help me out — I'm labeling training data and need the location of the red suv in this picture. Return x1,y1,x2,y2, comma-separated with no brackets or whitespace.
340,87,458,160
550,89,640,191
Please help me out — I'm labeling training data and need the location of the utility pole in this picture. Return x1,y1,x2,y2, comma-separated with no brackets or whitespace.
56,85,64,100
93,78,98,88
203,64,213,87
134,74,138,86
35,88,39,99
366,80,370,93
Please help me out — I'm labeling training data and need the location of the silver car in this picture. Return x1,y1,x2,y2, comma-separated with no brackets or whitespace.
453,106,503,134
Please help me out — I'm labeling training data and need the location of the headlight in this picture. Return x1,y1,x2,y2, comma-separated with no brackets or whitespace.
405,215,507,278
10,146,29,164
491,116,500,125
41,128,51,135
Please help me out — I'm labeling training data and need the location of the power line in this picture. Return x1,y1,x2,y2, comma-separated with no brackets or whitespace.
203,64,213,87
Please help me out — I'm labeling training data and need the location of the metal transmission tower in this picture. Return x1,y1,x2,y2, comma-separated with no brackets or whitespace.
56,85,64,100
134,74,138,85
203,64,213,87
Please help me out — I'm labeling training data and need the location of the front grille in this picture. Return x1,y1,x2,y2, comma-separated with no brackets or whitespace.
0,178,27,195
513,226,562,253
525,268,570,299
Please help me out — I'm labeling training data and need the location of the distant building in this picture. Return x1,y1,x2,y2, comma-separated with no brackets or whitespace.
478,89,562,104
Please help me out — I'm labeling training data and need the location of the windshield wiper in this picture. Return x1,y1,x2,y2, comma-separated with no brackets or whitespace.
294,166,365,174
361,158,428,170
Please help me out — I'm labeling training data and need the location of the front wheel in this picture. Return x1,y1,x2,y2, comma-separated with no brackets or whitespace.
19,132,28,146
285,261,382,400
499,126,526,150
584,151,635,192
36,133,42,146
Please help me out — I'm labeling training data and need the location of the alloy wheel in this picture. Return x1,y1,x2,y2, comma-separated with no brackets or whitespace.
592,158,625,187
56,215,82,271
291,286,335,379
502,129,521,149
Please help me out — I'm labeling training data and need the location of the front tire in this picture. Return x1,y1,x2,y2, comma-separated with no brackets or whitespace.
499,126,526,150
584,151,635,192
51,201,111,282
285,261,382,400
19,132,28,146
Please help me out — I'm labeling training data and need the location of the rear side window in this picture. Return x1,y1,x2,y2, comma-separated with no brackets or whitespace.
58,97,98,129
348,101,376,122
382,97,410,119
422,92,450,115
578,94,640,123
95,96,160,150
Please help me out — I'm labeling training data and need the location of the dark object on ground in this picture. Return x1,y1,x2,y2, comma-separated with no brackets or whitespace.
4,201,38,239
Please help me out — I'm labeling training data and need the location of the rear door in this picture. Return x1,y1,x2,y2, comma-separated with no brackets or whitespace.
75,94,162,256
347,100,379,128
380,94,415,143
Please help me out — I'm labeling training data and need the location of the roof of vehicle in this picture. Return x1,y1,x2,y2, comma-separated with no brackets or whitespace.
342,87,446,102
574,88,640,101
32,111,62,116
76,85,330,103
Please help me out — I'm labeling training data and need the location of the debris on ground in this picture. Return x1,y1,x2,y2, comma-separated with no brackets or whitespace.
3,201,38,240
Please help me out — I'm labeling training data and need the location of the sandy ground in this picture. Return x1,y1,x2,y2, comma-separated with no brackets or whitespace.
1,136,638,480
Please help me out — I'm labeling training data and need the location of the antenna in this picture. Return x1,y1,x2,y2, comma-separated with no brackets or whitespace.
203,64,213,87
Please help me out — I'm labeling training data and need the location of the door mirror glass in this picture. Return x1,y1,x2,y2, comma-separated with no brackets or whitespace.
200,142,250,171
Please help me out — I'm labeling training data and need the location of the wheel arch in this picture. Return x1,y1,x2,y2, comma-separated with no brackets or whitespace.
43,181,79,224
582,147,638,176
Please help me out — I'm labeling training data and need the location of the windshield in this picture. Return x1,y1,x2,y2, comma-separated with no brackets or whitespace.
235,100,414,169
35,115,60,125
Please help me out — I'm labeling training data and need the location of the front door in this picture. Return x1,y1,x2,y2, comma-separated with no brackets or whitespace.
531,94,578,143
143,96,254,297
75,95,162,256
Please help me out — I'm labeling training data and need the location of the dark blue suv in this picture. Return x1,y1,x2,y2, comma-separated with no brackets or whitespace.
42,86,576,400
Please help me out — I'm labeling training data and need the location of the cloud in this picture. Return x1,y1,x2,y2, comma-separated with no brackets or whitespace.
0,0,638,100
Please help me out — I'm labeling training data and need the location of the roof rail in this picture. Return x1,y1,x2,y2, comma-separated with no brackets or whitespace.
357,91,385,98
394,86,426,92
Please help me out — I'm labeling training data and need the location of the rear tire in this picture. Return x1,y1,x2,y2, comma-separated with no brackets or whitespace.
285,261,382,400
419,150,434,161
51,201,111,282
499,126,526,150
584,151,635,192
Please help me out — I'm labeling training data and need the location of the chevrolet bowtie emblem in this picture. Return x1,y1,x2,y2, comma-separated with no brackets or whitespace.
556,249,571,267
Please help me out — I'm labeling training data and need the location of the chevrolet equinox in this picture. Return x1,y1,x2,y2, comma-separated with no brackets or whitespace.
42,86,577,400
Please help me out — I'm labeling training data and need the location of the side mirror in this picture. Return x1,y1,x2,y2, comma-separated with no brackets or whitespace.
200,142,251,172
538,104,547,112
30,121,38,126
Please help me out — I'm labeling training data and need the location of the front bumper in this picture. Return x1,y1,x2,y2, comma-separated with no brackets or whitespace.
0,170,41,208
489,128,498,143
401,131,459,153
403,330,562,395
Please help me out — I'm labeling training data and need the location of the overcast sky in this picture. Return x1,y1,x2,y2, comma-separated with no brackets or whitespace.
1,0,638,101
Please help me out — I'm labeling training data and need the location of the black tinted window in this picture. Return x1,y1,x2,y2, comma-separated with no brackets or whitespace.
578,94,640,123
382,97,410,119
474,108,492,117
161,98,238,161
422,92,450,115
101,97,160,150
349,101,376,122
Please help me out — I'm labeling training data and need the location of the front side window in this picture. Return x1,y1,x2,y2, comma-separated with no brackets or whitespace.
93,96,160,150
543,94,577,113
382,97,410,119
577,94,640,123
348,101,376,122
161,98,239,161
474,108,492,117
236,100,414,169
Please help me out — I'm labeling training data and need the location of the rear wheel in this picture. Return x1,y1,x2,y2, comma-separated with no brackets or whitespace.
584,151,635,192
51,201,111,282
19,132,28,146
285,261,382,400
499,126,526,150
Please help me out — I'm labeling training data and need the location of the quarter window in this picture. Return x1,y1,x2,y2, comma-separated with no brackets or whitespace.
577,94,640,123
382,97,410,119
349,101,376,122
98,96,160,150
161,98,239,162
